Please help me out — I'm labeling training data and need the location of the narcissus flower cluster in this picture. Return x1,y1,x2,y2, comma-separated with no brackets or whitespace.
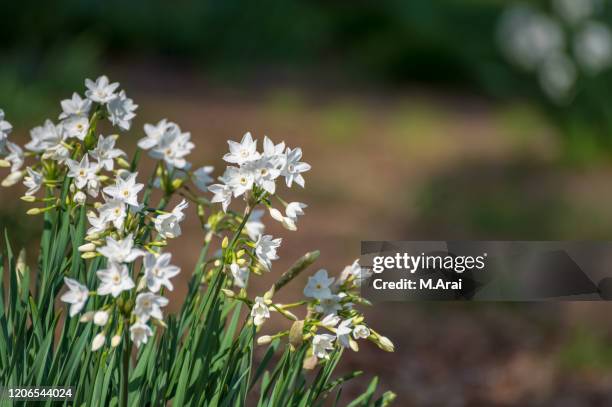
0,75,393,367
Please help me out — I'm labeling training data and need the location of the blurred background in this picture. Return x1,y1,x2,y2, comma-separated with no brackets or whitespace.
3,0,612,405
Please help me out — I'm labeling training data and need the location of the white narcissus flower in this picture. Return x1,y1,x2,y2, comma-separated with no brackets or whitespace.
87,211,109,236
0,109,13,154
250,296,270,326
130,322,153,348
281,147,310,188
59,92,92,119
97,234,144,264
93,310,109,326
223,132,260,165
107,91,138,131
5,142,24,172
230,262,249,288
139,119,176,150
312,334,335,359
262,136,286,167
39,122,70,163
25,120,62,153
304,269,334,300
74,190,87,205
143,253,181,292
192,166,214,191
244,209,265,241
98,200,126,230
254,234,282,271
268,207,296,231
103,172,144,207
336,319,353,348
66,154,98,190
154,199,188,239
85,75,119,104
149,126,194,169
209,183,233,212
321,314,340,328
23,167,43,196
224,166,254,197
314,293,344,315
134,292,168,322
339,259,372,287
62,116,89,140
90,135,125,171
249,157,280,194
352,325,370,340
285,202,307,220
96,262,135,297
60,277,89,316
91,333,106,351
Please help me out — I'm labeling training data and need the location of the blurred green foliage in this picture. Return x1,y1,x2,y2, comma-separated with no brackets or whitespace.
1,0,612,158
0,1,511,98
559,329,612,372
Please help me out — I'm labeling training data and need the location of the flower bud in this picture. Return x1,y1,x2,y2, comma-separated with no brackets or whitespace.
81,252,98,260
151,319,168,329
80,311,94,322
136,277,147,292
3,171,25,187
93,311,109,326
221,236,229,249
289,320,304,348
349,337,359,352
0,159,10,168
171,178,185,190
263,289,274,302
20,195,36,202
268,207,284,223
378,336,395,352
91,333,106,351
221,289,235,298
116,157,130,169
78,243,96,252
257,335,272,345
26,208,42,215
236,258,247,266
74,191,87,205
16,249,26,282
303,354,318,370
111,335,121,347
281,217,297,231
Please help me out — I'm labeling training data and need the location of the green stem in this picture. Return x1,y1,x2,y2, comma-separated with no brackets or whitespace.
121,322,131,407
